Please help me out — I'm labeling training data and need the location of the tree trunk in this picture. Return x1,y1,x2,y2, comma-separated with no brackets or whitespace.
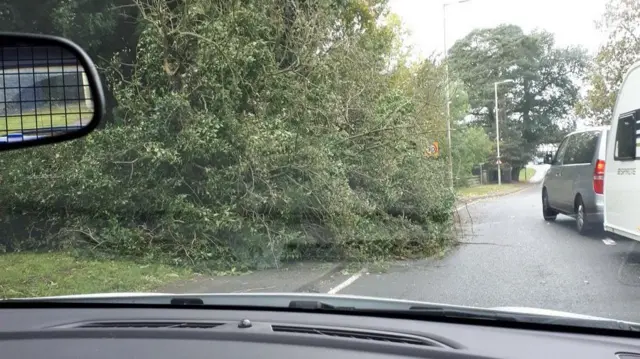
511,166,521,183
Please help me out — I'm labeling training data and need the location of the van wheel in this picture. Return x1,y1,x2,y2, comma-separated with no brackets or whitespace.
542,189,557,221
576,197,590,235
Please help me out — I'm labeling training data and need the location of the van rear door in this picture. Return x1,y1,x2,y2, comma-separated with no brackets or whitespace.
559,131,600,212
604,62,640,241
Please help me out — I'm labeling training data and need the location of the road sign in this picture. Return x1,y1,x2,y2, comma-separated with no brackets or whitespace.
424,141,439,158
496,159,502,165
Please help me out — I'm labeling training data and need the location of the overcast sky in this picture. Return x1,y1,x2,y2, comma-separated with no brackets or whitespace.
388,0,609,59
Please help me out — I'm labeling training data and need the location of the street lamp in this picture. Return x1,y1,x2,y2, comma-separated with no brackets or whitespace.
494,79,515,185
443,0,471,190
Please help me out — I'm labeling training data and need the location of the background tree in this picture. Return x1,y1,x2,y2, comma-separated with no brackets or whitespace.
577,0,640,125
439,80,493,186
451,125,493,186
448,24,587,173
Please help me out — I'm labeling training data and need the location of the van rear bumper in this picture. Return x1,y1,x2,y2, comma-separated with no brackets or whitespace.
605,225,640,242
587,211,604,223
586,193,604,224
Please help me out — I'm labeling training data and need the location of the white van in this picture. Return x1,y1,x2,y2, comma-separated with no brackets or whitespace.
603,60,640,241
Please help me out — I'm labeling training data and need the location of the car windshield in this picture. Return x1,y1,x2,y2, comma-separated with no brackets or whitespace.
0,0,638,329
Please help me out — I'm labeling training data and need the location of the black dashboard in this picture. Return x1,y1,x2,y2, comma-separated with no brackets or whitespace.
1,306,640,359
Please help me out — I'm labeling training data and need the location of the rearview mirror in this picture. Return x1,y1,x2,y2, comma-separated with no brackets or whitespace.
543,152,554,164
0,32,104,151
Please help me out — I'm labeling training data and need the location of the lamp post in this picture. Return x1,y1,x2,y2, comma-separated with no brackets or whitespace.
494,79,515,185
443,0,471,190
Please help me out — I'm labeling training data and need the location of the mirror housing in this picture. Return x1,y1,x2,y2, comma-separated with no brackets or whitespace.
543,152,554,165
0,32,104,151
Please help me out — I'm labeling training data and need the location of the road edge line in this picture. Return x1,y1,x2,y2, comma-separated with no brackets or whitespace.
455,184,536,212
327,267,367,294
293,262,346,293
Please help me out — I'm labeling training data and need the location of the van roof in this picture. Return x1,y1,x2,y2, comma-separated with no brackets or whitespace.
621,59,640,80
567,126,610,136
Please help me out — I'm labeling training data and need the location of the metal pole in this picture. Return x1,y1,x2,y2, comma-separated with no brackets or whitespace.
494,82,501,185
443,4,454,190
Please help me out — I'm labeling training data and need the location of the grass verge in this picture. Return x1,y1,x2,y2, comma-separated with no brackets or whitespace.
457,183,524,200
0,106,92,135
0,252,192,299
519,167,536,182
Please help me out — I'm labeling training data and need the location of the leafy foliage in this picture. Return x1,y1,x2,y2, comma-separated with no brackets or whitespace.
0,0,455,270
578,0,640,125
451,125,493,187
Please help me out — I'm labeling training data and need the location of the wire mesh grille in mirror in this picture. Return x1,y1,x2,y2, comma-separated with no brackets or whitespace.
0,44,94,143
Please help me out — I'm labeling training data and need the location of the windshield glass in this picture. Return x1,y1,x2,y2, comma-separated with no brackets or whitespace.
1,0,637,329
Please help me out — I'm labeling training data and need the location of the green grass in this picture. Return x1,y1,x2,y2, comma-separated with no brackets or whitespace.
457,183,522,199
0,252,192,299
519,167,536,182
0,106,92,135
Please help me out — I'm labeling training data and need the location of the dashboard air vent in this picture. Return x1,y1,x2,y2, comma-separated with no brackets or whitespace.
271,325,436,346
78,321,224,329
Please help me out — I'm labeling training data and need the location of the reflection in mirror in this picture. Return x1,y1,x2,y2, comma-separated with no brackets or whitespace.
0,45,94,143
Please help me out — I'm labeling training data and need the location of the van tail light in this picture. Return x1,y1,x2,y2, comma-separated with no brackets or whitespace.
594,159,605,194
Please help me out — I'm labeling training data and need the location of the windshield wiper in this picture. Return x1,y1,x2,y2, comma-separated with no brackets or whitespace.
169,298,355,310
288,300,355,310
170,298,205,306
409,305,640,330
7,294,640,331
408,305,520,321
286,300,517,321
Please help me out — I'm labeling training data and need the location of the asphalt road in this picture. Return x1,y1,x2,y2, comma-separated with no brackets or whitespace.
168,182,640,323
338,184,640,322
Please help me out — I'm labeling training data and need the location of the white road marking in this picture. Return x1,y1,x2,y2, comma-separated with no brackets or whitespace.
327,268,367,294
602,239,617,245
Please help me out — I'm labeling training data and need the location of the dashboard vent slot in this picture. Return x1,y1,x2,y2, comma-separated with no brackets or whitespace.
78,321,224,329
271,325,435,346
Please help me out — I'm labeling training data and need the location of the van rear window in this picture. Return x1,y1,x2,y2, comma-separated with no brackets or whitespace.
614,113,637,160
564,131,599,164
